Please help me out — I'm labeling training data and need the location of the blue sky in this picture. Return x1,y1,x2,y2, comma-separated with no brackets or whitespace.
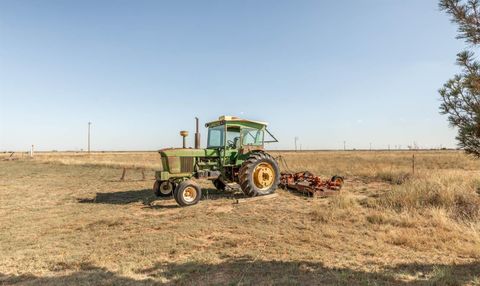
0,0,465,151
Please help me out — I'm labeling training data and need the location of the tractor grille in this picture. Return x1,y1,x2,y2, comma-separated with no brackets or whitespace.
180,157,194,173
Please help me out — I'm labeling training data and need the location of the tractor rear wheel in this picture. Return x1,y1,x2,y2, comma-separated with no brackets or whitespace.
174,180,202,206
239,152,280,197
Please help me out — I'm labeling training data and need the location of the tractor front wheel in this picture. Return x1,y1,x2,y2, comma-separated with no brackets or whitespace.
154,181,174,197
174,180,202,206
239,152,280,197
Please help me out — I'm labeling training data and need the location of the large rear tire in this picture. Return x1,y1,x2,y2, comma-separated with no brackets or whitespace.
174,180,202,207
238,152,280,197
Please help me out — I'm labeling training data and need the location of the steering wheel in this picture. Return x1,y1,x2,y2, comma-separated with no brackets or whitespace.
227,137,240,148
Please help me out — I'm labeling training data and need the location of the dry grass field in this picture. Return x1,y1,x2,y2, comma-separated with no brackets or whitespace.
1,150,480,285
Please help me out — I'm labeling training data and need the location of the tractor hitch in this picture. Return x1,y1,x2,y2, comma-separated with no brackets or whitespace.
279,172,344,196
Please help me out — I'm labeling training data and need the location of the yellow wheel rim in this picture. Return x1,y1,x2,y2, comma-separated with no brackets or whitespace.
253,162,275,190
182,186,197,203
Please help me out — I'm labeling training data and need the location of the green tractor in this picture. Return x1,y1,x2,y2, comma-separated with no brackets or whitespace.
153,116,280,206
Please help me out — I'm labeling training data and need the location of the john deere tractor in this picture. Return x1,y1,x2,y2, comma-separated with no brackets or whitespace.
153,116,280,206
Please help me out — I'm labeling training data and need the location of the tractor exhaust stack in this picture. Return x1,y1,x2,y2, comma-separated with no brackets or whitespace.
195,117,200,149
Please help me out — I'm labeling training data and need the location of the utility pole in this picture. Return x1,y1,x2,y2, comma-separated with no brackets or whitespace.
88,122,91,153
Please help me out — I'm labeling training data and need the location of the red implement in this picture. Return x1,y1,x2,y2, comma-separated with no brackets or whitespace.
279,171,344,196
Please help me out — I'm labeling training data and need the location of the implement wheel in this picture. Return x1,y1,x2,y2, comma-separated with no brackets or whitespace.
238,152,280,197
174,180,202,207
331,176,344,190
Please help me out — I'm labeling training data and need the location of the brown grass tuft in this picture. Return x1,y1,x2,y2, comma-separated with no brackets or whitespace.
374,170,411,185
329,193,357,209
452,191,480,221
366,212,388,225
378,173,480,221
429,266,459,286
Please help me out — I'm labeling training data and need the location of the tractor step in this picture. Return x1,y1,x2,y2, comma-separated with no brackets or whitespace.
225,182,241,192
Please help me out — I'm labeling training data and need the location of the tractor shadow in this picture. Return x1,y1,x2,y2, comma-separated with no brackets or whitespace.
201,188,247,201
77,187,245,208
77,189,159,206
143,188,247,210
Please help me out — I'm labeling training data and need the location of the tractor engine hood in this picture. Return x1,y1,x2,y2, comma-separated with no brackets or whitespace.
158,148,218,157
157,148,219,175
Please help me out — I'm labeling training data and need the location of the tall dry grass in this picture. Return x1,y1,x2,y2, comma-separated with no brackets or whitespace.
377,171,480,221
273,150,480,179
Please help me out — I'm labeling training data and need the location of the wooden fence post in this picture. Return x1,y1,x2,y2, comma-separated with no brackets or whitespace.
120,168,127,181
412,154,415,175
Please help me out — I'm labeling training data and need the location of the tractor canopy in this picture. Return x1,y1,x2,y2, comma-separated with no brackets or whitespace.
205,116,270,150
205,115,268,129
